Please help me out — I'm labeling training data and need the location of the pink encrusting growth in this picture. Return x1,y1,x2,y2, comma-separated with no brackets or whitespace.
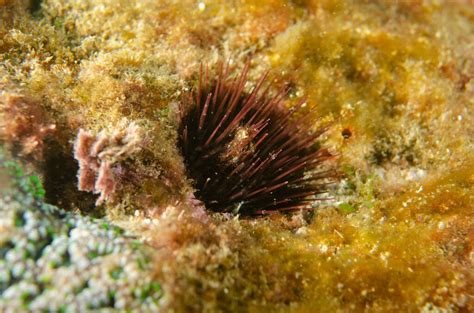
178,62,336,216
74,122,143,205
0,93,56,161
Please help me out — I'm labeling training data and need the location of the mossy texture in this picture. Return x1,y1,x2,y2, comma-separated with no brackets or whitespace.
0,0,473,312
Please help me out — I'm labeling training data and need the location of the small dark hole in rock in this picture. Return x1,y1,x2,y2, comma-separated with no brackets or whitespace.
29,0,42,14
342,128,352,139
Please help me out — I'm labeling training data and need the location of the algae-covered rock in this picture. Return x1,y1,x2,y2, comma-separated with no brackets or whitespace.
0,0,473,312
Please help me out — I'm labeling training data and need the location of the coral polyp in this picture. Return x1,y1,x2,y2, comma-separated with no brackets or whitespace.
178,62,335,216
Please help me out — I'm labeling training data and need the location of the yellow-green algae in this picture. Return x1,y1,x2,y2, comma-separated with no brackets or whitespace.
0,0,473,312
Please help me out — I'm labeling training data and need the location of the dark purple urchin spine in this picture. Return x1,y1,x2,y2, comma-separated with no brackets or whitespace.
178,62,335,216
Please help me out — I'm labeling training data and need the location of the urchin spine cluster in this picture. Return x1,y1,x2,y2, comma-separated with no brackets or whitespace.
178,62,334,216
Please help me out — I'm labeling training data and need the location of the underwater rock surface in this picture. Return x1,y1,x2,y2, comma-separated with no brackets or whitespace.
0,0,473,312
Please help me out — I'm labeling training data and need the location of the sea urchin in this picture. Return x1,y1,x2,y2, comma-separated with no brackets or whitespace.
178,62,335,216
